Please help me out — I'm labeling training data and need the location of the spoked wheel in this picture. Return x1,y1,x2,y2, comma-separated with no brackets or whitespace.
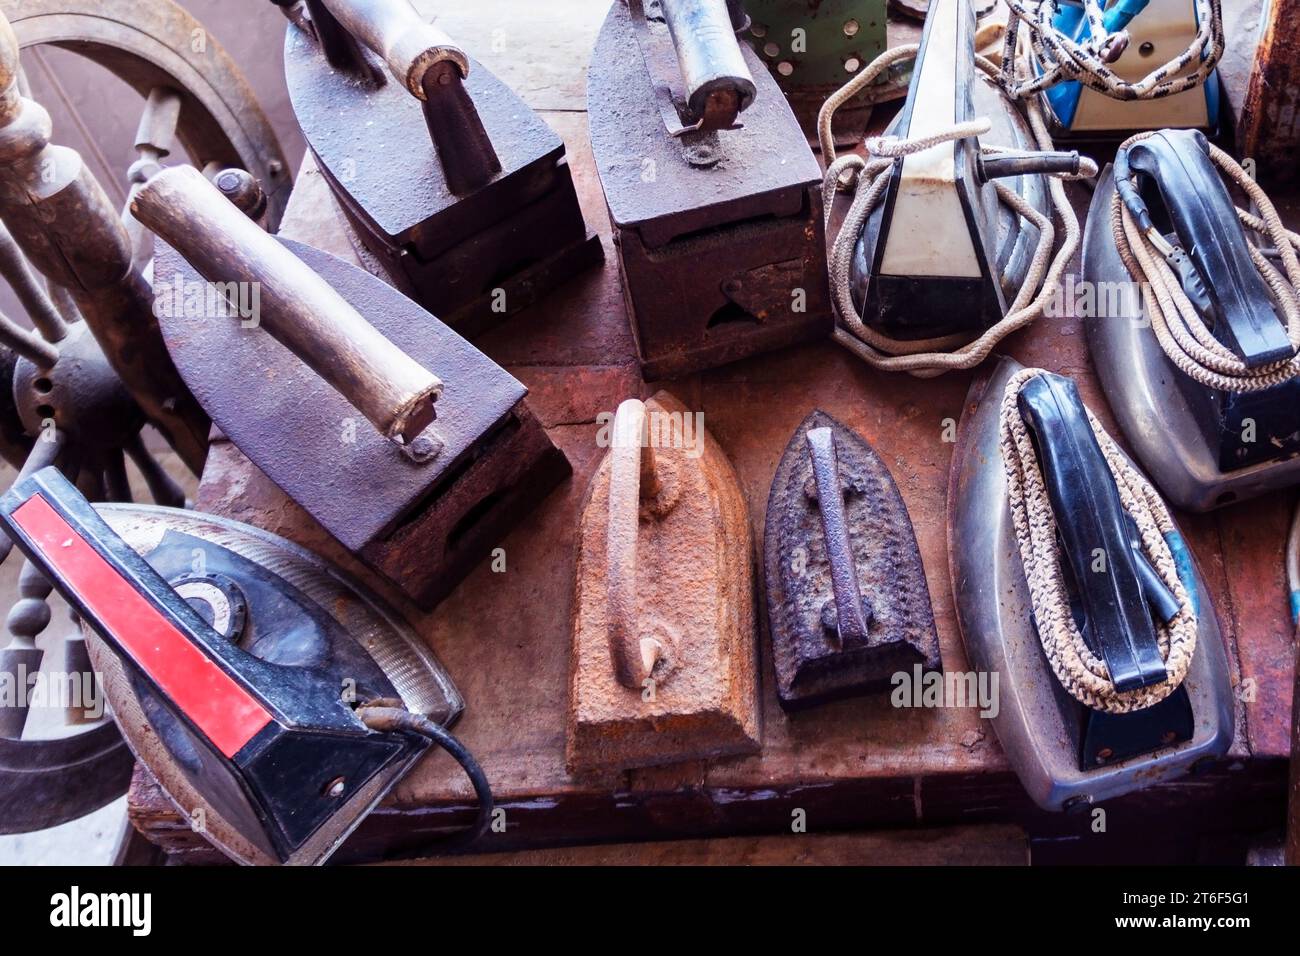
0,0,290,834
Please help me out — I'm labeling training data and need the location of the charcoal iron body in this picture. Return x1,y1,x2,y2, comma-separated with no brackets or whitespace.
764,410,940,710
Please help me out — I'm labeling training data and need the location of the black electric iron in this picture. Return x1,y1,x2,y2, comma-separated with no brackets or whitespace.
763,411,940,710
0,468,486,865
948,357,1233,811
1084,128,1300,511
842,0,1079,340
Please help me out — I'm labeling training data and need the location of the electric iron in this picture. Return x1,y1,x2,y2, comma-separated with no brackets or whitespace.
1001,0,1225,140
133,165,569,611
567,393,759,773
819,0,1091,374
0,467,488,865
1083,129,1300,511
588,1,831,379
763,410,939,710
948,357,1233,811
278,0,602,337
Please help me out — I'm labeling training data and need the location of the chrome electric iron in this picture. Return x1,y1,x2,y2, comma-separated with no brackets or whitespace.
948,357,1233,811
1084,129,1300,511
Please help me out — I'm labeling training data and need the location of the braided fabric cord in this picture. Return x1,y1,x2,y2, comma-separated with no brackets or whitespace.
999,368,1197,713
1110,132,1300,393
818,46,1095,375
998,0,1224,102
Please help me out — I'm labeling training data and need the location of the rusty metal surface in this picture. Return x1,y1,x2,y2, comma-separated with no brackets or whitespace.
568,391,759,773
589,0,830,379
284,19,600,330
153,236,568,609
764,409,940,710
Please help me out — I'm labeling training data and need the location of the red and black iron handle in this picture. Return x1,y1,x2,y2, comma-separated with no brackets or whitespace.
131,164,441,445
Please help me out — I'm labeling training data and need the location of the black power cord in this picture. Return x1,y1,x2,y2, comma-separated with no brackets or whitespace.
357,702,494,848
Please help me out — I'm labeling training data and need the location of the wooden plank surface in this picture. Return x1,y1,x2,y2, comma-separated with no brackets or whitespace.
128,1,1295,862
391,824,1030,866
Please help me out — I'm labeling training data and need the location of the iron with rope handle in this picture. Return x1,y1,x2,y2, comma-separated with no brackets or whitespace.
1015,372,1175,693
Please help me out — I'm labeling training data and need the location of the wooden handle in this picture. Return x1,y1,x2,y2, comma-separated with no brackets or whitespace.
131,165,440,443
605,399,664,689
318,0,467,98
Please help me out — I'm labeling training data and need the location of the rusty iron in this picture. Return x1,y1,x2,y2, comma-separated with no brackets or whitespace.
763,410,939,710
1239,0,1300,187
152,230,568,611
588,0,831,380
567,392,759,773
281,0,603,337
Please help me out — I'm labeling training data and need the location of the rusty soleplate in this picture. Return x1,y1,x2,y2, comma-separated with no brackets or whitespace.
567,391,760,773
587,1,831,379
764,410,940,710
153,237,568,610
283,21,601,335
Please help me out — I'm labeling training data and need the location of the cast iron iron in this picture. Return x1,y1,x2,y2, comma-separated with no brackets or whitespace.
947,356,1233,811
567,392,759,772
280,0,602,337
763,410,939,710
589,0,831,379
134,165,568,611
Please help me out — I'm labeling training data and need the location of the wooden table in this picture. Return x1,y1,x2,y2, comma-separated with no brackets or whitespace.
130,0,1293,864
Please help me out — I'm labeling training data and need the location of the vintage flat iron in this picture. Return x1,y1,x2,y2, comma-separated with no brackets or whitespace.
1001,0,1224,139
820,0,1089,373
278,0,602,337
132,165,569,610
568,393,759,772
948,357,1233,811
763,410,939,709
0,467,488,865
1084,129,1300,511
588,0,831,379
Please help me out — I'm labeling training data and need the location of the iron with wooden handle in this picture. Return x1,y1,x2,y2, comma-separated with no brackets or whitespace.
131,164,440,444
310,0,498,192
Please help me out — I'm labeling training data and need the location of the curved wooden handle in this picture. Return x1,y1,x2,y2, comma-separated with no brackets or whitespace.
318,0,467,98
132,165,440,444
605,399,663,689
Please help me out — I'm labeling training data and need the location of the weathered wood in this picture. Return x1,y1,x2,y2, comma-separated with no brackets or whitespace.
320,0,463,95
392,825,1031,866
132,165,440,443
0,11,209,473
1238,0,1300,185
